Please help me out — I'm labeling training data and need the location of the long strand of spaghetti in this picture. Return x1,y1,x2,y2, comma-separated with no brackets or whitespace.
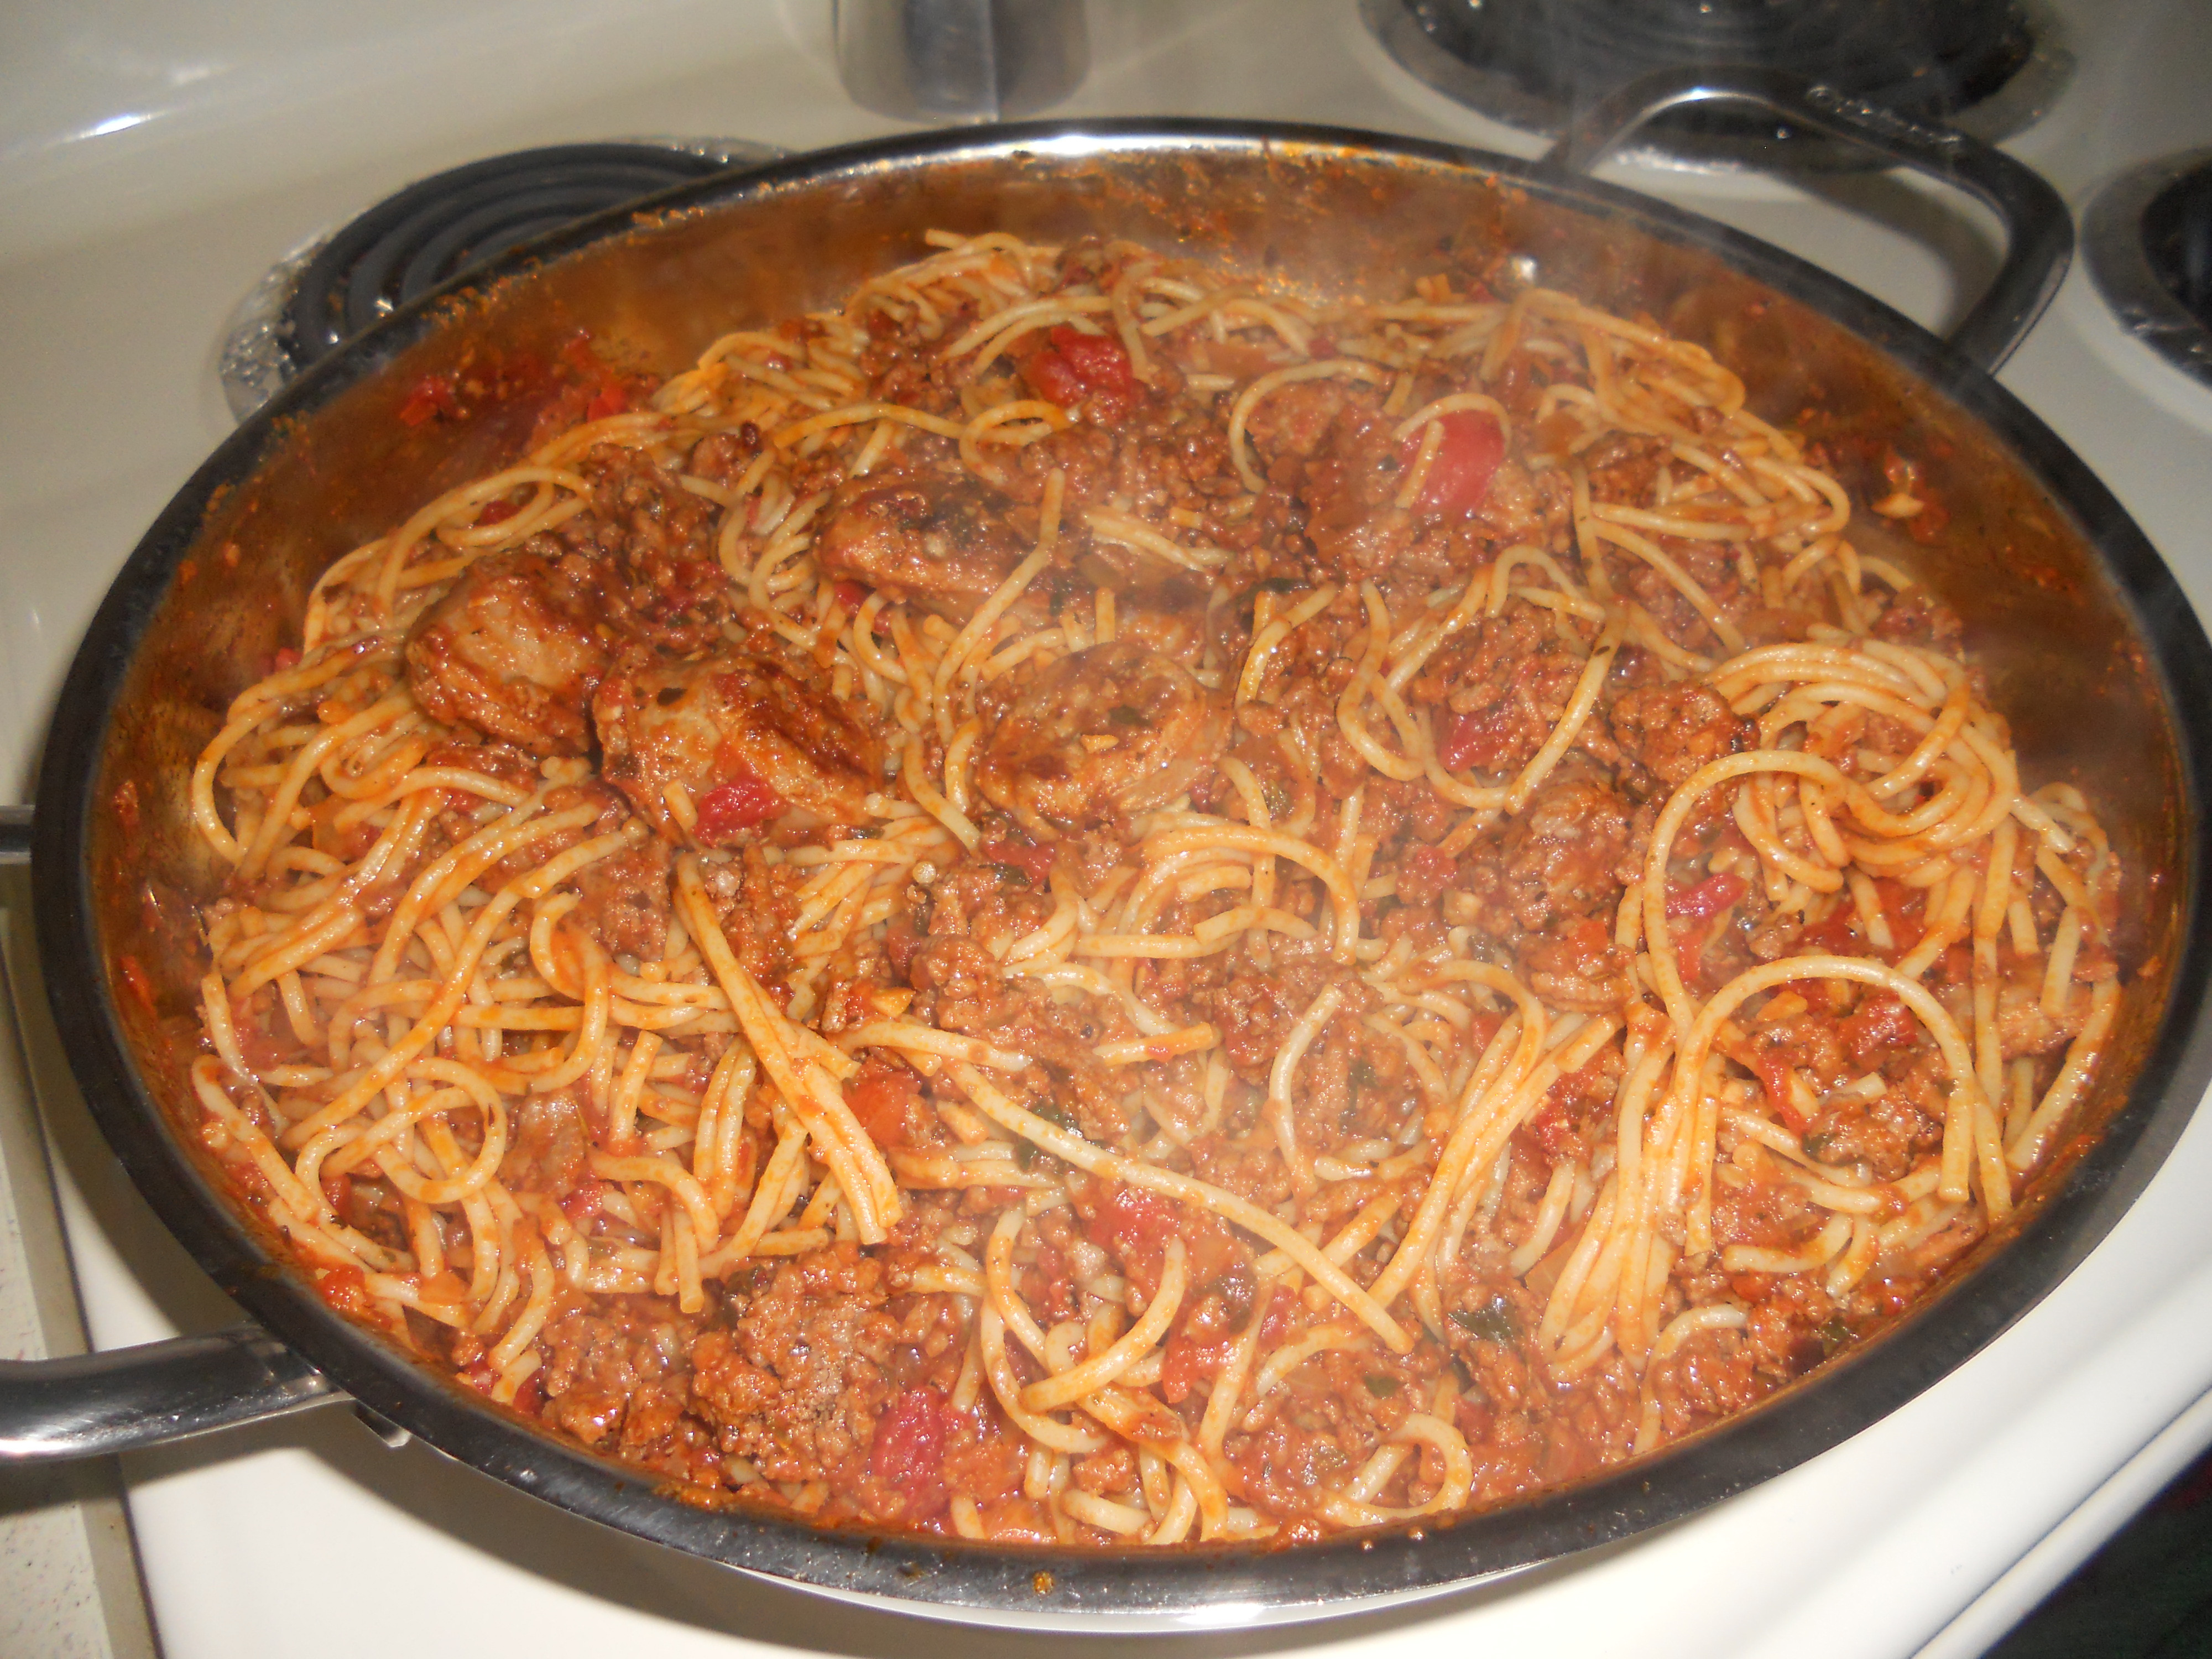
1198,1299,1272,1458
1585,521,1745,653
1268,984,1342,1194
979,1306,1108,1455
1373,1005,1569,1311
2008,976,2122,1171
674,858,899,1239
1024,1238,1187,1411
1643,750,1862,1034
234,693,411,878
291,826,639,1144
1671,955,1986,1203
985,1207,1053,1363
1142,826,1360,963
702,1123,810,1271
1237,583,1341,706
950,1063,1410,1352
364,796,580,987
588,1153,720,1248
1076,1388,1230,1539
770,400,966,450
1503,617,1623,812
932,469,1063,720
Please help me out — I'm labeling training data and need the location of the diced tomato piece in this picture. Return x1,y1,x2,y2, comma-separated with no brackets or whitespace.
1020,343,1087,407
476,497,521,526
692,769,787,842
979,836,1055,885
562,335,630,420
559,1176,606,1227
1436,703,1515,773
870,1386,951,1516
1399,408,1504,515
270,647,301,673
833,578,868,612
846,1057,921,1149
1049,325,1138,397
316,1264,370,1316
1666,870,1748,921
1019,324,1140,420
397,374,459,427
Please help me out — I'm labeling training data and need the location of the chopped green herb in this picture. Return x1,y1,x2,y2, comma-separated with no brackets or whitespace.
1818,1316,1853,1357
1108,705,1144,728
992,862,1032,886
1348,1058,1378,1094
1254,576,1302,594
1448,1298,1517,1343
1802,1131,1834,1159
1037,1102,1076,1133
1363,1374,1402,1397
1261,781,1292,818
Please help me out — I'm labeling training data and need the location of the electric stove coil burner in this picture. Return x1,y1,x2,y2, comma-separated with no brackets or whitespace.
1363,0,2064,169
2086,149,2212,390
218,139,780,419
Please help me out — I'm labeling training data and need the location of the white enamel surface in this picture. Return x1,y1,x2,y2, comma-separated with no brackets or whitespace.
3,2,2210,1655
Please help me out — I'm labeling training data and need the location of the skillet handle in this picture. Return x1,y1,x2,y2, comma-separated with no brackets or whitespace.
0,1325,341,1462
0,804,28,866
1542,65,2073,373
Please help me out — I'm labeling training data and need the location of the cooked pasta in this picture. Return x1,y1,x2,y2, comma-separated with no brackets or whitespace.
184,228,2122,1545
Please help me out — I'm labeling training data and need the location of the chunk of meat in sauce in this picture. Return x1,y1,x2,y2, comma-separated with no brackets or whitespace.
815,471,1032,621
689,1244,899,1490
576,447,733,655
1609,681,1752,792
404,550,611,754
593,646,884,842
571,835,673,961
975,641,1229,836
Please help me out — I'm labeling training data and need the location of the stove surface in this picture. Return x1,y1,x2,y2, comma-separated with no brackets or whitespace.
4,3,2212,1656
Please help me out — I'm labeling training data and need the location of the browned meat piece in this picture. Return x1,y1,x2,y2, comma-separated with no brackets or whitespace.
1496,765,1631,932
1244,379,1349,468
1299,405,1420,578
1609,681,1753,791
537,1305,711,1467
689,1244,898,1488
571,836,674,961
1411,608,1599,779
404,551,612,754
593,646,885,843
974,641,1229,836
815,471,1031,620
559,446,732,655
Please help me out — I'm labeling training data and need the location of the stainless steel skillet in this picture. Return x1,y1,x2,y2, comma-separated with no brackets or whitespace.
3,70,2209,1629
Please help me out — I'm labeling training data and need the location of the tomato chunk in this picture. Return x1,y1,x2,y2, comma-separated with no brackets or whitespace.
1020,324,1140,420
1666,870,1748,921
979,836,1055,885
1399,408,1504,515
846,1056,921,1149
397,373,459,427
693,768,787,842
870,1386,951,1516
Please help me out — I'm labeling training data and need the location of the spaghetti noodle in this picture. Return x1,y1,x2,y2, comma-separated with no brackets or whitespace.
185,230,2125,1545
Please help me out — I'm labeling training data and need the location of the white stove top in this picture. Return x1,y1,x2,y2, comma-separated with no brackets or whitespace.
5,4,2212,1655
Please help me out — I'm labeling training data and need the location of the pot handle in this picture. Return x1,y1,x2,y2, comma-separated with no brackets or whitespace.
1543,65,2073,373
0,1324,341,1462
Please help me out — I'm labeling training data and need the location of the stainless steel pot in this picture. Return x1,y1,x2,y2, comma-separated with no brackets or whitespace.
5,70,2210,1629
